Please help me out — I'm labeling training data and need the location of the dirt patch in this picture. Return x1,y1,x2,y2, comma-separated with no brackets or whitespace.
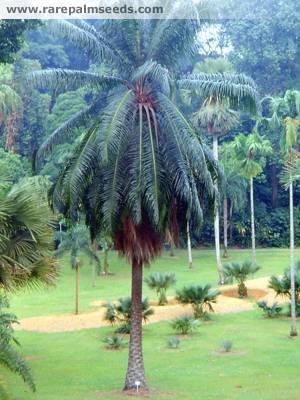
221,287,267,300
149,298,178,307
17,276,281,333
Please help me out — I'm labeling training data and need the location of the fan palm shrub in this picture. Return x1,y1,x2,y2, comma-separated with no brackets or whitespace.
223,261,260,298
176,284,219,318
103,297,154,334
269,262,300,316
145,272,176,305
257,301,282,318
103,336,127,350
55,223,101,314
30,15,224,390
171,316,199,335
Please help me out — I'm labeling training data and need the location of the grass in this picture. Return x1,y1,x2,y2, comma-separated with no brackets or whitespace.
8,248,299,318
5,312,300,400
3,248,300,399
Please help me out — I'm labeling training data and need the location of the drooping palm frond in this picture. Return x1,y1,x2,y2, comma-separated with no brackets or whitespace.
27,69,125,92
178,72,259,113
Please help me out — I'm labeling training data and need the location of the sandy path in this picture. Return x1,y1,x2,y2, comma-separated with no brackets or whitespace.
16,276,283,333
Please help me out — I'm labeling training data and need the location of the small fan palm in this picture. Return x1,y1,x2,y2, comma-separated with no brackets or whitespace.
223,261,260,298
55,223,101,314
104,297,154,334
145,272,176,305
176,284,219,319
269,261,300,315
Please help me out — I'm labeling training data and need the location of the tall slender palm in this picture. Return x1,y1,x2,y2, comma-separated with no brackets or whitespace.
272,90,300,337
31,18,220,390
55,223,101,314
219,144,248,258
232,132,272,265
179,74,259,283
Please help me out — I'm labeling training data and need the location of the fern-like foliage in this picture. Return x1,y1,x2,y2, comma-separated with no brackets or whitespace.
0,295,35,393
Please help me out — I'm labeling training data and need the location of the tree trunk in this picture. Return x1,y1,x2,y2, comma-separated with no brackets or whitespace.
271,163,279,208
187,221,193,269
103,249,109,275
250,177,256,266
223,198,228,258
229,201,233,244
212,134,224,284
75,266,79,315
124,259,147,391
289,180,297,337
169,240,175,257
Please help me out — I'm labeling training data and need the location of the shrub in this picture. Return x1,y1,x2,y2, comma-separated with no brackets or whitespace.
145,272,176,305
103,297,154,333
103,336,127,350
269,263,300,316
171,316,200,335
175,284,219,318
167,336,180,349
224,261,260,298
257,300,282,317
221,340,233,352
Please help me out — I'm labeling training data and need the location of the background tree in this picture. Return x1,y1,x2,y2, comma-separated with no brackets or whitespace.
55,223,101,314
232,132,272,265
219,144,247,258
32,17,220,391
179,73,258,283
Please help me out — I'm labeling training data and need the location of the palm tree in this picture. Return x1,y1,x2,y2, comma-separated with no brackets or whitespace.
232,132,272,265
223,261,260,298
175,284,219,318
220,144,248,258
271,90,300,337
179,74,259,283
31,17,220,390
186,221,193,269
55,223,101,314
145,272,176,305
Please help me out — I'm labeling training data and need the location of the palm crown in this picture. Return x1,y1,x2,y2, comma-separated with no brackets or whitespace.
30,18,225,265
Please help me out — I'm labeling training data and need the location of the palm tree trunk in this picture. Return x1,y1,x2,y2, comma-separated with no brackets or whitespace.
103,249,109,275
212,134,224,284
289,180,297,337
75,266,79,315
250,176,256,266
229,201,233,243
187,221,193,269
124,258,147,391
223,198,228,258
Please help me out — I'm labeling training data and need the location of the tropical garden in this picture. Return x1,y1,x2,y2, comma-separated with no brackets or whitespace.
0,0,300,398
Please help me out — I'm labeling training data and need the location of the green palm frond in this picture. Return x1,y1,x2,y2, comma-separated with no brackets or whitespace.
28,69,125,92
179,72,259,113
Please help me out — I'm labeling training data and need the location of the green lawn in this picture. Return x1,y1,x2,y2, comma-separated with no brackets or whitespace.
9,248,299,318
4,248,300,400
